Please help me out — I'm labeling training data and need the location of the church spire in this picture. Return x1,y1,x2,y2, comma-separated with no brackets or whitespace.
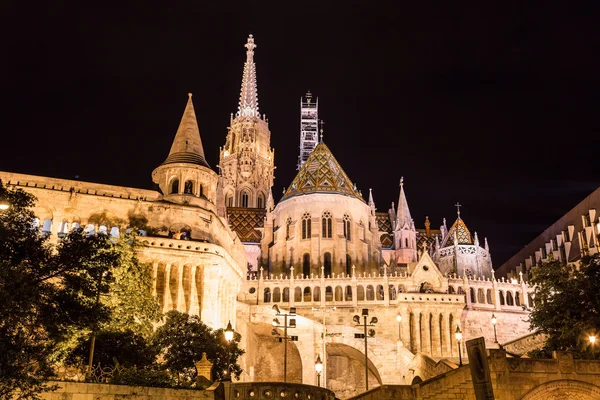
395,177,414,230
161,93,209,168
237,35,260,118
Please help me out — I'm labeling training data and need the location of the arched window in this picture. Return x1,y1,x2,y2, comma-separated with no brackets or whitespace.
302,253,310,277
343,213,351,241
346,254,352,276
302,212,311,239
226,193,233,207
324,252,332,277
184,180,193,194
405,238,408,247
322,211,332,238
257,193,265,208
170,179,179,194
286,217,292,240
199,184,204,197
240,191,249,207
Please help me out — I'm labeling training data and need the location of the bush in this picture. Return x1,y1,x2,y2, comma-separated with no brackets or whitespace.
109,366,174,388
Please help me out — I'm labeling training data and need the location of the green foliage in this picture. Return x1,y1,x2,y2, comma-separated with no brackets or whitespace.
109,366,174,388
101,236,162,337
152,311,245,383
65,329,158,368
528,253,600,357
0,181,162,398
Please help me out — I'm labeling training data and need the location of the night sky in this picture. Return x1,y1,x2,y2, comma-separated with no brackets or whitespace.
2,2,599,268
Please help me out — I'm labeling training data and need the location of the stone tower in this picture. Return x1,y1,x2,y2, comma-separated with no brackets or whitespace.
219,35,275,209
152,93,218,210
393,177,418,263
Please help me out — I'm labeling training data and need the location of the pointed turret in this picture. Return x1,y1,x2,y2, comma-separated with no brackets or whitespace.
394,177,414,231
161,93,210,168
152,93,218,208
266,187,274,212
442,204,474,247
368,188,376,215
237,35,260,118
392,177,417,264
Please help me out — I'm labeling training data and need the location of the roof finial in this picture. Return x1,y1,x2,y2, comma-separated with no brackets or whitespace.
400,176,404,187
455,202,462,218
245,34,256,59
188,92,192,98
319,120,324,142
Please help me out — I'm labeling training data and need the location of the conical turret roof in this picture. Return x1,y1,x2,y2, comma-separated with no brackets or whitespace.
443,215,473,246
161,93,210,168
280,142,363,202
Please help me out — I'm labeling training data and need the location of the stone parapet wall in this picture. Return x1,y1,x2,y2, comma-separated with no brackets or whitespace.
39,381,221,400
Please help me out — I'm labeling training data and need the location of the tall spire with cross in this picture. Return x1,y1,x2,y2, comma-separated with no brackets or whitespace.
219,35,274,212
237,35,260,118
455,202,462,219
395,177,414,231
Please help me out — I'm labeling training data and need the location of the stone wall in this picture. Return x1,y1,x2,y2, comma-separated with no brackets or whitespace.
346,350,600,400
39,380,222,400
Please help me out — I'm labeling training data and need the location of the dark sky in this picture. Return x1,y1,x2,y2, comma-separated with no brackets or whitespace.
1,2,599,268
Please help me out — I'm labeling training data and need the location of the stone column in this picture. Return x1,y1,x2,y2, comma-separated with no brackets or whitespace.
290,266,295,307
163,263,173,312
177,264,185,312
189,265,200,316
431,312,441,358
152,262,158,298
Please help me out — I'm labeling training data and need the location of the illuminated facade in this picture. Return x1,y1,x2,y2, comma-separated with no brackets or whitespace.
0,35,532,398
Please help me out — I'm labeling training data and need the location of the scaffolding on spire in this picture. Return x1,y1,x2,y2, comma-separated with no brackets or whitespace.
297,91,319,170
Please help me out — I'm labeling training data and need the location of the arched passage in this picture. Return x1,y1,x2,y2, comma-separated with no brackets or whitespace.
325,342,382,399
520,379,600,400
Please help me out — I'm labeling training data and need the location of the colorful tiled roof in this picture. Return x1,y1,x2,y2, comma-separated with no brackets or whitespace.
227,207,265,243
280,142,364,202
443,217,473,246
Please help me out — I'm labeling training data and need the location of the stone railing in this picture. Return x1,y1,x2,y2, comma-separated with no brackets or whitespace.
241,267,529,311
229,382,335,400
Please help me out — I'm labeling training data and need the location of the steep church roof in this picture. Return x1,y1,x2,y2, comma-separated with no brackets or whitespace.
161,93,210,168
280,142,364,202
442,213,474,246
395,177,415,231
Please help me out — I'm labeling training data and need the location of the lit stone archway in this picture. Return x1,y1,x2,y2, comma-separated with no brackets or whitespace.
326,343,382,399
244,322,303,383
520,380,600,400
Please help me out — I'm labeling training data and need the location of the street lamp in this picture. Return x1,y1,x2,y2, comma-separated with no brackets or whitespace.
491,314,498,343
272,305,297,382
396,313,403,342
315,355,323,387
354,308,377,392
590,335,596,358
0,180,10,211
455,326,463,366
225,321,234,342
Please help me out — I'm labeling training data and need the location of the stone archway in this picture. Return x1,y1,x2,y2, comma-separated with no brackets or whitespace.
326,342,382,399
520,380,600,400
244,322,303,383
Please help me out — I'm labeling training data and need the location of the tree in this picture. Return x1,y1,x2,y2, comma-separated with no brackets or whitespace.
528,253,600,357
0,181,162,398
0,183,114,398
152,311,245,385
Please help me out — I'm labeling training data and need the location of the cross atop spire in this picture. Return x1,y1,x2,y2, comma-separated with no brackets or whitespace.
400,176,404,187
237,34,260,118
455,202,462,218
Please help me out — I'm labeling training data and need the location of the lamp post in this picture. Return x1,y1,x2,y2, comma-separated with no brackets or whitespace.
455,326,463,366
590,335,596,358
396,313,403,342
0,180,10,211
225,320,234,342
491,314,498,343
272,304,296,383
315,355,323,387
354,308,377,392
